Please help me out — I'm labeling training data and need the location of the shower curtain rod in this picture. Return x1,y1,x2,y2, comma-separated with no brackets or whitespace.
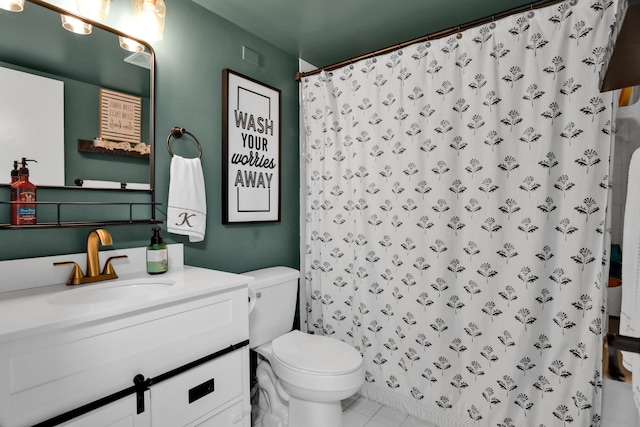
295,0,566,81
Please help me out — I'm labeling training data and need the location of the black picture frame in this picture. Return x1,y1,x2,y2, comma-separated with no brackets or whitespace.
222,69,281,224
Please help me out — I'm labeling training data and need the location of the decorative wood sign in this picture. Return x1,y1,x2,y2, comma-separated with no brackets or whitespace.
99,88,142,143
222,69,281,223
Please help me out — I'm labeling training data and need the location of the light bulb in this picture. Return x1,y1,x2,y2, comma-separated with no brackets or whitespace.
76,0,110,21
132,0,165,41
61,14,92,35
0,0,24,12
119,36,145,53
142,0,155,12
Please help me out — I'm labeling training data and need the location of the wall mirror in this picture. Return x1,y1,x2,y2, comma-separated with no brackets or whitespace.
0,0,154,191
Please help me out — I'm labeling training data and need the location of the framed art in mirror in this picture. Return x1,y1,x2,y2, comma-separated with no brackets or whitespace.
222,69,281,224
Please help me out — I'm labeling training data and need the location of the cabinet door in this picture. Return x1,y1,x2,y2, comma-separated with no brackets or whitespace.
151,350,245,427
60,394,150,427
188,400,250,427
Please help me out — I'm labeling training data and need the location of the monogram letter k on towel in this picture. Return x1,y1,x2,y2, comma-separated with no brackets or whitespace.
167,155,206,242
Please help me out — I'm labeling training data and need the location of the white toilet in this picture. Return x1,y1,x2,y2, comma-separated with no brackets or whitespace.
245,266,364,427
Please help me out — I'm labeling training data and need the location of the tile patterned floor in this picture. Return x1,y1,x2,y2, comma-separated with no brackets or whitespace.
339,381,640,427
341,394,436,427
255,393,436,427
601,378,640,427
254,379,637,427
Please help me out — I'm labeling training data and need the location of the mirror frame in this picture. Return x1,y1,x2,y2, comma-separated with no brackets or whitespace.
1,0,155,199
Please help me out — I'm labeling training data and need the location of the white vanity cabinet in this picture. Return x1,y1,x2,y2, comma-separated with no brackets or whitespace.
150,349,250,426
0,260,252,427
59,394,151,427
57,348,250,427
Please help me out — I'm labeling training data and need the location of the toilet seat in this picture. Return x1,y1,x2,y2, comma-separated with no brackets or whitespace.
259,330,364,397
271,330,362,375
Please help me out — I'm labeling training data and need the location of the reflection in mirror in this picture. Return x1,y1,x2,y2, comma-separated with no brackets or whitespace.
0,0,153,190
0,66,65,185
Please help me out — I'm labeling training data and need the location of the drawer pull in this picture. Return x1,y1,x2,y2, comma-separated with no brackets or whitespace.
188,378,215,404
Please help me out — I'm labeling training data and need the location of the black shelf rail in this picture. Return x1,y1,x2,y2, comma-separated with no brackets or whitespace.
610,334,640,354
0,201,162,229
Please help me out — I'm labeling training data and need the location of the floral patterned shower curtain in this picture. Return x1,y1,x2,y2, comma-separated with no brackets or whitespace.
301,1,621,426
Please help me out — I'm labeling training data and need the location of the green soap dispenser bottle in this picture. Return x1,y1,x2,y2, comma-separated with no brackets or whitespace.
147,227,168,274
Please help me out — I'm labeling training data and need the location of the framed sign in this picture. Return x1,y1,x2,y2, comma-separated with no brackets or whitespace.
222,69,281,223
99,88,142,143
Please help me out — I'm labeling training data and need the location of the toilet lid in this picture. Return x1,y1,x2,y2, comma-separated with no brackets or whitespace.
272,330,362,375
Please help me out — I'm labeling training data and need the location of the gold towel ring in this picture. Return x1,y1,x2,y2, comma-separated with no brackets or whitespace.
166,127,203,159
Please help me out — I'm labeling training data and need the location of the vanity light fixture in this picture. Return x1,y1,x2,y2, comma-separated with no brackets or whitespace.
119,36,145,52
61,0,92,35
61,13,92,34
76,0,110,22
0,0,24,12
131,0,166,41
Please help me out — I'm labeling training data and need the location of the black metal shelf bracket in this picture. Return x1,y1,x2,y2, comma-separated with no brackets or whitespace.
610,334,640,354
0,201,163,229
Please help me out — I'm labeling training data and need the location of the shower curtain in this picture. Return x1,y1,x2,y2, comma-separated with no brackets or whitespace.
301,0,621,425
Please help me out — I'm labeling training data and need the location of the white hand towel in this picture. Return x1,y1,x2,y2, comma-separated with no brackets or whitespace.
621,147,640,411
167,155,206,242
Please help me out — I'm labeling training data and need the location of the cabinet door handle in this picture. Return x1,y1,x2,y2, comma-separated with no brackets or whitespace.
133,374,149,414
188,378,215,404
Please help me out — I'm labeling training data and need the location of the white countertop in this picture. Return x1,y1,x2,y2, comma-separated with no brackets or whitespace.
0,245,252,343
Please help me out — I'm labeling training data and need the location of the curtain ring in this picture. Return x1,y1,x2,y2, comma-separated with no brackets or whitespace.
167,127,203,159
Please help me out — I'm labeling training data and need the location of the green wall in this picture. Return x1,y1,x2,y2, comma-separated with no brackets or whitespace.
0,1,300,274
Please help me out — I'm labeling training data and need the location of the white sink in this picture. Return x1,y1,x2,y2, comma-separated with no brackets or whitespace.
47,278,174,305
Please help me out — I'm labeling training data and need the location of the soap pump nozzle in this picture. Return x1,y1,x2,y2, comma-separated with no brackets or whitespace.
151,227,163,245
18,157,37,175
10,160,19,182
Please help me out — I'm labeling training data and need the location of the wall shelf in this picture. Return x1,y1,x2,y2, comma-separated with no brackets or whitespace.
78,139,150,160
0,220,162,229
0,201,162,229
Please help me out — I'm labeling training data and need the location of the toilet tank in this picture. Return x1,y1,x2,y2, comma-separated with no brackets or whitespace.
244,266,300,348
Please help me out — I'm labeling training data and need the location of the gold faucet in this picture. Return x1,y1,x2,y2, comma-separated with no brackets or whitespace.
54,228,128,286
